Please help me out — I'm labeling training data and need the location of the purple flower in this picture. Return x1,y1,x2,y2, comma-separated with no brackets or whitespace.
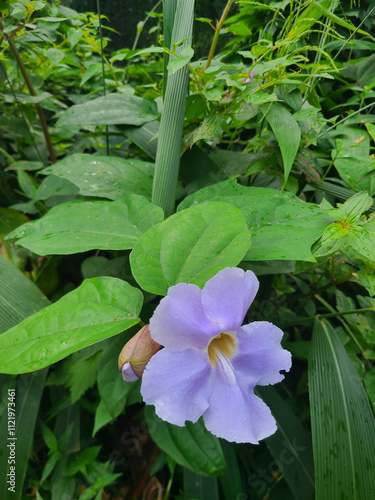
141,267,291,444
243,70,255,83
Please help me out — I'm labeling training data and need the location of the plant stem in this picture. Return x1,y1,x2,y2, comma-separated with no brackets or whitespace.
96,0,109,156
0,20,57,164
205,0,234,70
1,44,55,164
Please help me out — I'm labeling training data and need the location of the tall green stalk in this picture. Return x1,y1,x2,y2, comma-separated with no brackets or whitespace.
151,0,195,216
205,0,234,70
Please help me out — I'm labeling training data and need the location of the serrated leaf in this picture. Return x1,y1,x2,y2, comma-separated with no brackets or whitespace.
130,201,251,295
145,406,226,476
7,195,163,256
67,351,101,403
0,277,143,374
42,154,154,200
309,319,375,499
56,93,158,128
97,332,137,417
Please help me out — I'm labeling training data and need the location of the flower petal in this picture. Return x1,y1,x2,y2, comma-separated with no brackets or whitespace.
149,283,220,351
202,268,259,332
141,348,212,426
203,368,276,444
122,361,139,382
232,322,292,386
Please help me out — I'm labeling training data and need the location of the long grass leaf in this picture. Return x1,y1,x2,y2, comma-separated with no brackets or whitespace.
309,318,375,500
0,256,49,500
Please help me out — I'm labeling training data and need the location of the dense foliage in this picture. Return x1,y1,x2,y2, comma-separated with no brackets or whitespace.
0,0,375,499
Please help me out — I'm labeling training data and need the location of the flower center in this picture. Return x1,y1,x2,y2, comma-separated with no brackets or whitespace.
208,333,237,367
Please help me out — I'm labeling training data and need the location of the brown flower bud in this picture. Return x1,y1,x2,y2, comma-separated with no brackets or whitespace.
118,325,161,381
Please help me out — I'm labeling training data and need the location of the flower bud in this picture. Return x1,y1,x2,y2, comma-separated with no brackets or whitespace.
118,325,161,381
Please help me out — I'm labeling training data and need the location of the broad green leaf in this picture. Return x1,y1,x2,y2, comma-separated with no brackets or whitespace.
35,175,79,201
335,191,373,222
7,195,164,255
309,319,375,499
42,154,154,200
258,386,315,500
46,48,65,64
333,126,375,195
0,256,49,500
145,406,226,476
56,93,158,128
130,201,251,295
347,225,375,262
357,271,375,297
179,180,333,262
263,103,301,185
167,46,194,73
0,208,29,241
0,277,143,374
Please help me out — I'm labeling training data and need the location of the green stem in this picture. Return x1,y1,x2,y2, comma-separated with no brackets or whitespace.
284,306,375,327
152,0,195,216
316,101,375,140
205,0,234,70
0,19,57,164
96,0,109,156
314,295,366,352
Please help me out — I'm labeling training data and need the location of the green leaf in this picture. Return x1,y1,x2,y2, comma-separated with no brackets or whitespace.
263,103,301,185
130,201,251,295
40,422,58,452
184,468,219,500
364,371,375,411
121,120,159,160
179,180,333,262
0,277,143,374
335,191,373,222
167,46,194,73
309,319,375,499
258,386,315,500
46,48,65,65
66,352,101,403
7,195,164,255
347,225,375,262
0,257,50,499
0,208,29,241
333,126,375,195
218,441,243,500
97,331,137,417
145,406,226,476
42,154,155,200
56,93,158,128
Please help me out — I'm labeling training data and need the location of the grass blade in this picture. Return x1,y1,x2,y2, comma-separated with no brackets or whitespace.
309,318,375,500
0,256,49,500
